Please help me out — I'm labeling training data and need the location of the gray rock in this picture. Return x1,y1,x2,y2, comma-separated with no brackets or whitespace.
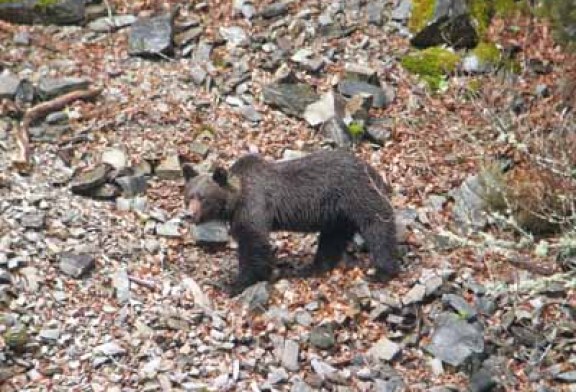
450,175,487,232
374,375,405,392
475,296,496,315
291,380,313,392
155,155,182,180
469,368,497,392
20,211,45,230
87,14,137,32
423,275,443,297
425,312,484,367
262,83,319,118
219,26,249,47
366,0,385,26
0,0,85,25
13,31,30,45
368,337,401,362
113,268,131,304
344,63,378,85
94,341,126,357
70,164,110,195
311,358,337,378
403,283,426,305
366,119,393,145
0,270,11,285
192,221,229,244
260,2,289,19
266,306,294,326
0,74,22,100
238,281,269,311
391,0,412,22
156,220,181,238
39,327,61,341
193,41,213,62
101,148,127,170
268,367,289,384
59,252,95,278
309,324,335,349
338,80,393,108
281,339,300,371
37,77,91,100
190,63,207,85
294,309,313,326
321,116,352,148
303,91,346,127
462,53,497,74
174,26,203,47
280,149,308,161
410,0,478,49
442,294,477,320
115,175,147,197
92,183,121,200
133,160,153,177
535,84,550,98
45,111,69,125
556,371,576,382
129,13,174,57
319,23,357,39
14,80,34,103
239,105,262,123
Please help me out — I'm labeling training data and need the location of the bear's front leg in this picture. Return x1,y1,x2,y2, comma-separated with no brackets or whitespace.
230,223,274,295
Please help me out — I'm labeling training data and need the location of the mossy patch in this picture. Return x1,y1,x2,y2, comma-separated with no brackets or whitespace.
346,121,365,139
493,0,519,16
408,0,436,33
468,0,493,37
401,46,460,90
473,42,500,63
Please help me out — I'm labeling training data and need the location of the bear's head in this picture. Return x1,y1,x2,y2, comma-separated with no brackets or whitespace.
182,164,240,224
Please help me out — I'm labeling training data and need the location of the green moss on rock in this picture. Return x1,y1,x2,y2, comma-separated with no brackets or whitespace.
493,0,522,16
409,0,436,33
468,0,493,37
401,46,460,88
347,121,365,139
473,42,501,63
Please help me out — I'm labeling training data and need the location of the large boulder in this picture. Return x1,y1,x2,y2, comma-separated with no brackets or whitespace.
409,0,479,49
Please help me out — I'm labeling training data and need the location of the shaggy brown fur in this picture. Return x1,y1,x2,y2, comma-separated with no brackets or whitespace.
183,150,398,294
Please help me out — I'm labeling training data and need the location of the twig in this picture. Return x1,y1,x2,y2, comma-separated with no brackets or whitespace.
11,87,103,172
128,275,157,291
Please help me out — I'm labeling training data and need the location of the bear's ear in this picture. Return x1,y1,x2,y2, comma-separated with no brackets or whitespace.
182,164,199,182
212,167,228,187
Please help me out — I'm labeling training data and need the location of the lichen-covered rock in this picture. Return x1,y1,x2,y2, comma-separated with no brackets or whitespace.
0,0,85,25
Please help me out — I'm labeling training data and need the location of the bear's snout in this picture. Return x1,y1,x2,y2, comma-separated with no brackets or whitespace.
186,199,202,223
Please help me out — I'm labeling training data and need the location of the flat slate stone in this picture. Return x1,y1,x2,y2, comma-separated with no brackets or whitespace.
0,74,22,100
338,80,393,108
59,252,95,278
262,83,319,118
87,14,137,32
129,13,174,57
70,164,110,195
37,77,91,100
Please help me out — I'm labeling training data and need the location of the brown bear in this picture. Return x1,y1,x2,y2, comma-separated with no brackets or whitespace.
183,149,398,294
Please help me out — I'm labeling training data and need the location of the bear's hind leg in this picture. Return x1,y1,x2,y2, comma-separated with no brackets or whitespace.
311,225,355,274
